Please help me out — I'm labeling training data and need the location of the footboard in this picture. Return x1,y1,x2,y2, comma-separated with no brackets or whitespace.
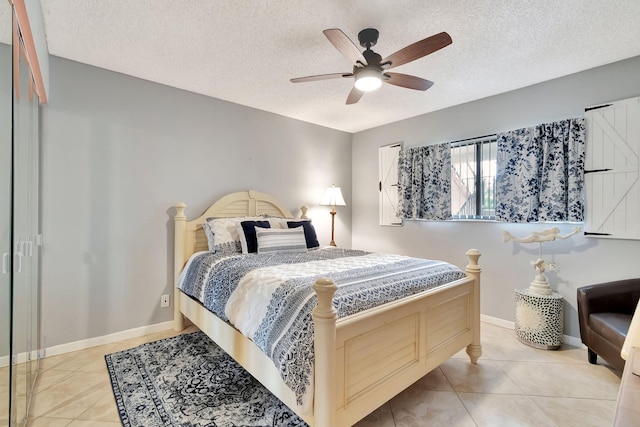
312,250,481,427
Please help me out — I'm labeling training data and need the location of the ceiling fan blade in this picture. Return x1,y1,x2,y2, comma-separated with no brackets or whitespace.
384,72,434,91
290,72,353,83
346,87,364,104
382,32,452,69
323,29,367,65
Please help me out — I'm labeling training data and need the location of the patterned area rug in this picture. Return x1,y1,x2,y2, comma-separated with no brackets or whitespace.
105,331,307,426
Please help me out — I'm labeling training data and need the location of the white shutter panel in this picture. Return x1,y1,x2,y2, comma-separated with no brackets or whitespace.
378,143,402,226
584,97,640,239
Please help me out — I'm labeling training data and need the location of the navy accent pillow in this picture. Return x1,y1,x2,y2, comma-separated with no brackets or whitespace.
240,220,271,253
287,220,320,249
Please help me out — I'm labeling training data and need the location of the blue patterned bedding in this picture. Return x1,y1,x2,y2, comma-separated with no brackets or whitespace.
179,247,466,409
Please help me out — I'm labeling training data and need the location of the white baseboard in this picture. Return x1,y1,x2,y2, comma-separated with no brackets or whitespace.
481,314,515,329
562,334,584,347
0,350,38,368
43,320,174,358
0,321,174,367
480,314,584,348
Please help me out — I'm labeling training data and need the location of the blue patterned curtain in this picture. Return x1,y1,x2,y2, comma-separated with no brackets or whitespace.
495,118,586,222
398,143,451,220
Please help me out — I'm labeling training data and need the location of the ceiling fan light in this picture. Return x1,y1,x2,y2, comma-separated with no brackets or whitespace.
354,69,382,92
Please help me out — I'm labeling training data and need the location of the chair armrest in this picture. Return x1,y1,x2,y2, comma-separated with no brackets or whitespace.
577,279,640,343
578,279,640,315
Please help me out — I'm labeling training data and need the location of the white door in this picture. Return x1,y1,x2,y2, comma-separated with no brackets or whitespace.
378,144,402,226
584,97,640,239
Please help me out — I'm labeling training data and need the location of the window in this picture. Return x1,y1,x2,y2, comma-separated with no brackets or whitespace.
451,136,497,219
378,143,403,226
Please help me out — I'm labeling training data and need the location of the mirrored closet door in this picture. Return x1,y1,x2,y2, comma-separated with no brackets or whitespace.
1,1,44,424
1,0,13,423
12,28,41,426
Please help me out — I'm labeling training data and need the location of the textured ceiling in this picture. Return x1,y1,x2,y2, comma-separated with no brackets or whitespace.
0,2,10,44
13,1,640,132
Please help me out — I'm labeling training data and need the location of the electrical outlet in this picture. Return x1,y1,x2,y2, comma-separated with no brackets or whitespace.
161,294,170,308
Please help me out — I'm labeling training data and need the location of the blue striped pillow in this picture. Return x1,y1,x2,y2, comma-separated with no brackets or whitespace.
256,228,307,254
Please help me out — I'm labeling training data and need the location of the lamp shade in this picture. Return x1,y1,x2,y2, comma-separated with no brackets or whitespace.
320,185,346,207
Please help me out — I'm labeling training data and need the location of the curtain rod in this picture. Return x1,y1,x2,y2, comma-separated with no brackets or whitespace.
450,133,497,145
403,133,498,151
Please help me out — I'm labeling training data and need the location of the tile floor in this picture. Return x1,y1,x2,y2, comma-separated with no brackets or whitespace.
19,322,621,426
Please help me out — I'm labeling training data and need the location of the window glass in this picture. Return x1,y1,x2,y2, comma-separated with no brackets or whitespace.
451,138,496,219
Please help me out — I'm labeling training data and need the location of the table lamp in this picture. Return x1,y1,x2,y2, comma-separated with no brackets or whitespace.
320,185,346,246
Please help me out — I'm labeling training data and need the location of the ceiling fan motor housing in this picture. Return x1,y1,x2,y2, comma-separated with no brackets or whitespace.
363,49,382,65
358,28,379,48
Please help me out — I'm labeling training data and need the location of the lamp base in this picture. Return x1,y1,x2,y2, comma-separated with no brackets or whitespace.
329,209,337,247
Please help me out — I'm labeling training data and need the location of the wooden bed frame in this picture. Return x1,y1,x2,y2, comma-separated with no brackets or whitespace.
173,190,482,427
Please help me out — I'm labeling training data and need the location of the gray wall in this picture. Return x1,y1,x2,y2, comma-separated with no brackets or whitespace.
352,56,640,338
40,56,352,348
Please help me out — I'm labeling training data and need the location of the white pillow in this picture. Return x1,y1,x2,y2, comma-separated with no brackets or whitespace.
265,218,287,229
270,217,310,228
205,217,263,253
202,222,216,252
256,228,308,254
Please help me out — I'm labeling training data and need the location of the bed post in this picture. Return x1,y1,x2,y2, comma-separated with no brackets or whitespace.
465,249,482,363
173,202,187,331
312,277,338,427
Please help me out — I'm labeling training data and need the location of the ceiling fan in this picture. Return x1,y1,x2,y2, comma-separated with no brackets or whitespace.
290,28,452,105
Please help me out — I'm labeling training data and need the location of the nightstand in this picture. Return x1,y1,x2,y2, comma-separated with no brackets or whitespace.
514,288,563,349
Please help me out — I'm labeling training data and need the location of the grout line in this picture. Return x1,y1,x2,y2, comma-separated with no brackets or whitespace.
32,369,77,394
74,388,117,423
451,390,479,426
490,357,528,396
388,401,397,427
437,362,480,426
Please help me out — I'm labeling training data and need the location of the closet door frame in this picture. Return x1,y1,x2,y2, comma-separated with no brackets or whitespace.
0,8,14,427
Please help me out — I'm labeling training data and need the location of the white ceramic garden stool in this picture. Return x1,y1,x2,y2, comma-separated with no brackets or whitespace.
514,288,563,349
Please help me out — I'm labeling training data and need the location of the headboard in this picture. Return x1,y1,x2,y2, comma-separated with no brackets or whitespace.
173,190,294,283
